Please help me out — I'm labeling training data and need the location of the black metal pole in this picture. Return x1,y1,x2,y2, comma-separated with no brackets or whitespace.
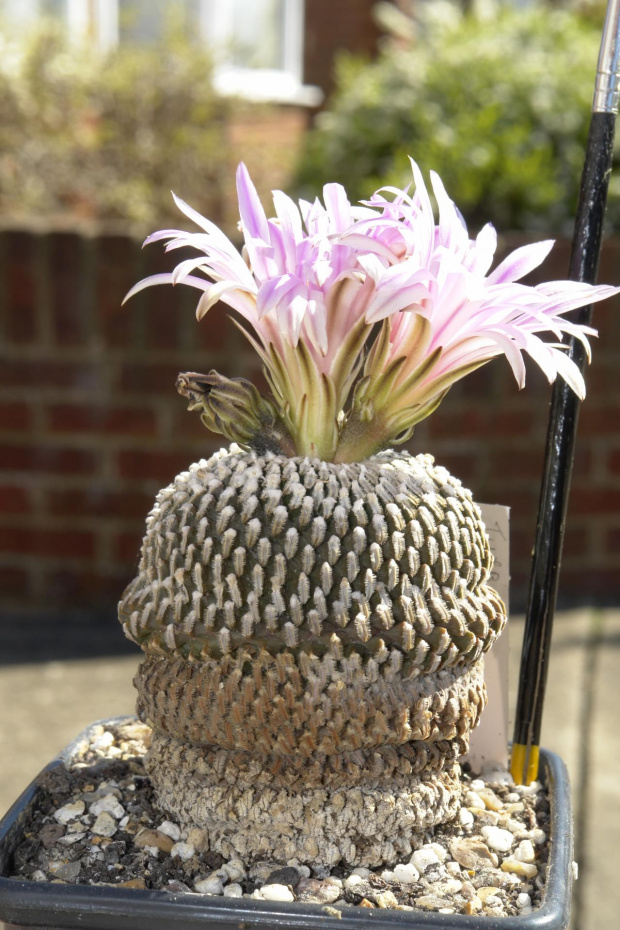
511,0,620,785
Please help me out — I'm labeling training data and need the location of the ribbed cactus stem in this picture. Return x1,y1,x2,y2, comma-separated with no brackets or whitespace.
119,446,506,866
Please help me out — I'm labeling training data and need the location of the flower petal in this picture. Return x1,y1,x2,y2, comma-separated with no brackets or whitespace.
487,240,555,285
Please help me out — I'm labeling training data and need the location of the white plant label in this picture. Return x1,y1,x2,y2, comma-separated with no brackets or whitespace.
466,503,510,771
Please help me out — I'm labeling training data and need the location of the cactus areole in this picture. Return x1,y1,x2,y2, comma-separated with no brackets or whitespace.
119,162,618,866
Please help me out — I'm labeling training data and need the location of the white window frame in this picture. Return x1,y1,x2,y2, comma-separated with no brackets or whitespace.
199,0,321,106
66,0,118,52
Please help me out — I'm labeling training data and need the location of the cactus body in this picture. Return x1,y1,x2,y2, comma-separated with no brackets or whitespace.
119,445,506,865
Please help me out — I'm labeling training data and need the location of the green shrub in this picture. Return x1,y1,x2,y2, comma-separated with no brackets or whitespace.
0,21,271,231
296,0,619,234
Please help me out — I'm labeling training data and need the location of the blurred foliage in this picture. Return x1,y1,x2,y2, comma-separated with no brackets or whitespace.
296,0,620,234
0,19,274,231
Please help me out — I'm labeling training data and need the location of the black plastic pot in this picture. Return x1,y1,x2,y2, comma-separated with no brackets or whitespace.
0,718,573,930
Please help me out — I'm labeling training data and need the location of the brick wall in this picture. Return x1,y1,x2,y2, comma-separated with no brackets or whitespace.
304,0,382,99
1,227,619,614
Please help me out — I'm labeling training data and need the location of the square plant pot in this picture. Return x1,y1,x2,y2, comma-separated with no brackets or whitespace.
0,718,574,930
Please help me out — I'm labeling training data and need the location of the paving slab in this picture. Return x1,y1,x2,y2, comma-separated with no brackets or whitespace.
0,654,140,817
581,610,620,930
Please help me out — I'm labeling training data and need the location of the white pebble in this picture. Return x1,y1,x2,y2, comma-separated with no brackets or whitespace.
482,770,514,786
481,826,514,852
446,861,462,877
504,817,528,835
92,731,114,750
530,828,547,845
470,779,485,791
515,840,536,863
171,842,195,861
515,781,540,796
506,792,520,803
31,870,48,882
54,801,85,824
459,808,474,827
92,811,117,837
223,883,243,898
411,846,441,872
393,863,420,884
516,892,532,908
222,859,246,882
260,883,295,902
89,794,125,820
375,890,399,908
344,874,365,891
484,895,502,908
429,842,448,862
352,867,370,878
465,791,486,810
144,845,160,857
194,876,224,895
501,858,538,879
158,821,181,842
326,877,343,889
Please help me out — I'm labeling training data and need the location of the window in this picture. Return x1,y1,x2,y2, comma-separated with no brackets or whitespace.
199,0,319,104
1,0,321,105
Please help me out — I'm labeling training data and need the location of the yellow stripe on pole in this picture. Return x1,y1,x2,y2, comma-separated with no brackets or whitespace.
510,743,540,786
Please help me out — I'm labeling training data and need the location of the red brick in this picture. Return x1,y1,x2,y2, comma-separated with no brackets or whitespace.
0,402,32,432
489,408,535,439
42,567,134,604
0,486,30,515
428,408,489,441
482,485,539,518
557,567,620,600
426,451,483,488
47,489,152,520
569,487,620,515
0,526,95,559
119,362,186,395
562,525,590,558
173,407,211,441
48,232,90,346
2,230,38,343
114,531,144,563
0,565,30,598
579,403,620,436
97,234,139,348
602,522,620,552
138,244,187,352
0,444,96,475
117,449,194,483
47,404,157,437
194,299,229,354
0,357,102,391
604,446,620,477
494,448,545,481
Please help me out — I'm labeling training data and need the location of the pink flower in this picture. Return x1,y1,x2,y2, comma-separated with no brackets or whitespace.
124,160,619,462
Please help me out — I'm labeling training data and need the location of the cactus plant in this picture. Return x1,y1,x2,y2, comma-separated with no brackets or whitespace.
120,161,617,867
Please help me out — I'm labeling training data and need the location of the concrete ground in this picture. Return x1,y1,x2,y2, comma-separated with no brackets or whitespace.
1,608,618,930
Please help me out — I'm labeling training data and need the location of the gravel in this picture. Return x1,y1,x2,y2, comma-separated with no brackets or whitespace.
8,720,554,917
